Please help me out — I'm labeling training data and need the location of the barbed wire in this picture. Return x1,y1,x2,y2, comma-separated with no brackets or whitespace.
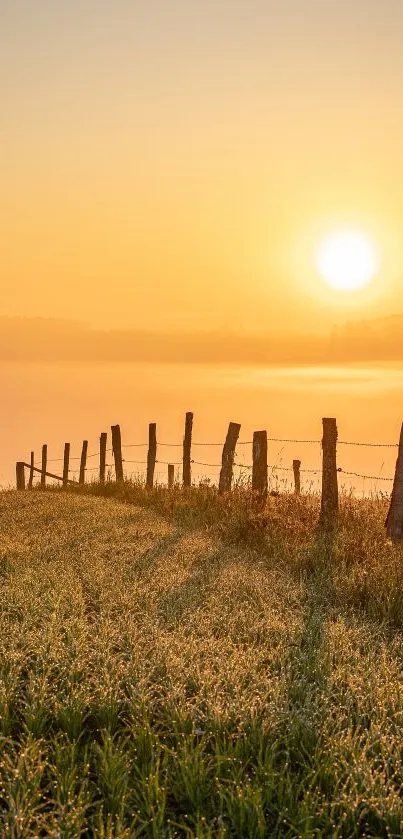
43,437,400,468
191,460,222,468
338,441,397,448
337,468,393,482
122,443,148,448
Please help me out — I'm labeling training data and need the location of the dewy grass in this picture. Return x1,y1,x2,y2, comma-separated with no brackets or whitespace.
1,486,403,836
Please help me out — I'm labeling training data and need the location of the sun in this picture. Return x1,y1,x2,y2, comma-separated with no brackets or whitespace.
316,230,380,292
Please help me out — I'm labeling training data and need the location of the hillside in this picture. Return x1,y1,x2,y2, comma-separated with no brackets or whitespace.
1,489,403,837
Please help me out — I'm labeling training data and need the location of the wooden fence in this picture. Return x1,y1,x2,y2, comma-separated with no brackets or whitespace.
15,414,403,540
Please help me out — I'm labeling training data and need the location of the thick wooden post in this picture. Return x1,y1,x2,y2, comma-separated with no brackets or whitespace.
16,462,25,491
41,445,47,488
252,431,268,500
100,433,107,484
63,443,70,487
28,452,35,489
111,425,124,482
219,422,241,494
168,463,175,489
79,440,88,485
146,423,157,489
319,418,338,528
183,412,193,487
386,424,403,541
293,459,301,495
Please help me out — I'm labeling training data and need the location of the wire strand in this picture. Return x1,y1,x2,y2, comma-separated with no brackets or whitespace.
337,468,393,482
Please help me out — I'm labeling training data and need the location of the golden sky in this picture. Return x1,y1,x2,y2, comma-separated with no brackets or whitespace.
2,0,403,335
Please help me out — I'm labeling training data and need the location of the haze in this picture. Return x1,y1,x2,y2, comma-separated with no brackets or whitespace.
2,1,403,484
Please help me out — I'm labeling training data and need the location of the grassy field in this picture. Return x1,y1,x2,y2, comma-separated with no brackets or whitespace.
2,484,403,837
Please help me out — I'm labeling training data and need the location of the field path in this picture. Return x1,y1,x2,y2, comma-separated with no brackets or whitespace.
2,491,403,835
0,490,300,717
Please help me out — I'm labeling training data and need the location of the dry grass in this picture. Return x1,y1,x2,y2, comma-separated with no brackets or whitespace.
1,486,403,836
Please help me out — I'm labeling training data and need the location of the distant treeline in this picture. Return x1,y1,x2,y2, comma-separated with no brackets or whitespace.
1,315,403,364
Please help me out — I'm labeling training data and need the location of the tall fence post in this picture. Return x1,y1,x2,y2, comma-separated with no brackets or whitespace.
28,452,35,489
63,443,70,488
293,459,301,495
252,430,268,501
386,423,403,541
41,444,47,488
79,440,88,485
168,463,175,489
183,411,193,488
147,423,157,489
111,425,124,482
100,432,107,484
219,422,241,494
319,418,338,528
16,462,25,491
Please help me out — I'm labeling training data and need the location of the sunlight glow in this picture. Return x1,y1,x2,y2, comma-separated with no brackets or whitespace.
316,230,380,292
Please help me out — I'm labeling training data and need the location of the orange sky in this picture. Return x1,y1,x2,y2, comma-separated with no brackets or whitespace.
2,1,403,335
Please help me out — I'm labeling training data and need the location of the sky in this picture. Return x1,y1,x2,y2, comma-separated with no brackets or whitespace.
2,0,403,337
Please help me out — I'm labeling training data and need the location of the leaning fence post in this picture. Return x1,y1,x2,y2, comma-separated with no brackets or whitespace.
100,433,107,484
319,418,338,528
63,443,70,487
111,425,124,482
28,452,35,489
16,462,25,491
183,411,193,488
219,422,241,494
293,459,301,495
79,440,88,485
41,444,47,488
252,430,268,501
168,463,175,489
386,424,403,541
147,423,157,489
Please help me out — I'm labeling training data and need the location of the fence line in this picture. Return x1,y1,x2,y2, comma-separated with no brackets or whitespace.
15,414,403,541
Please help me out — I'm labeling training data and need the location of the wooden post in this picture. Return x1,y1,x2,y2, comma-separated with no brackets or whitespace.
16,462,25,491
293,459,301,495
252,431,268,500
41,444,47,488
168,463,175,489
146,423,157,489
319,418,338,528
63,443,70,488
111,425,124,482
386,424,403,541
79,440,88,485
183,412,193,487
100,432,107,484
219,422,241,494
28,452,35,489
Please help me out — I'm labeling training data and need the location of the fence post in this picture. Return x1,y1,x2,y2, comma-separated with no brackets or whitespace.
16,462,25,491
386,423,403,541
293,459,301,495
319,418,338,528
168,463,175,489
183,411,193,488
28,452,35,489
100,432,107,484
147,423,157,488
252,430,268,501
41,444,47,488
111,425,124,482
219,422,241,494
79,440,88,485
63,443,70,487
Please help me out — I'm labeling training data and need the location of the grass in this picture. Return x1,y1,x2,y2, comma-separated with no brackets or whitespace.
1,482,403,836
